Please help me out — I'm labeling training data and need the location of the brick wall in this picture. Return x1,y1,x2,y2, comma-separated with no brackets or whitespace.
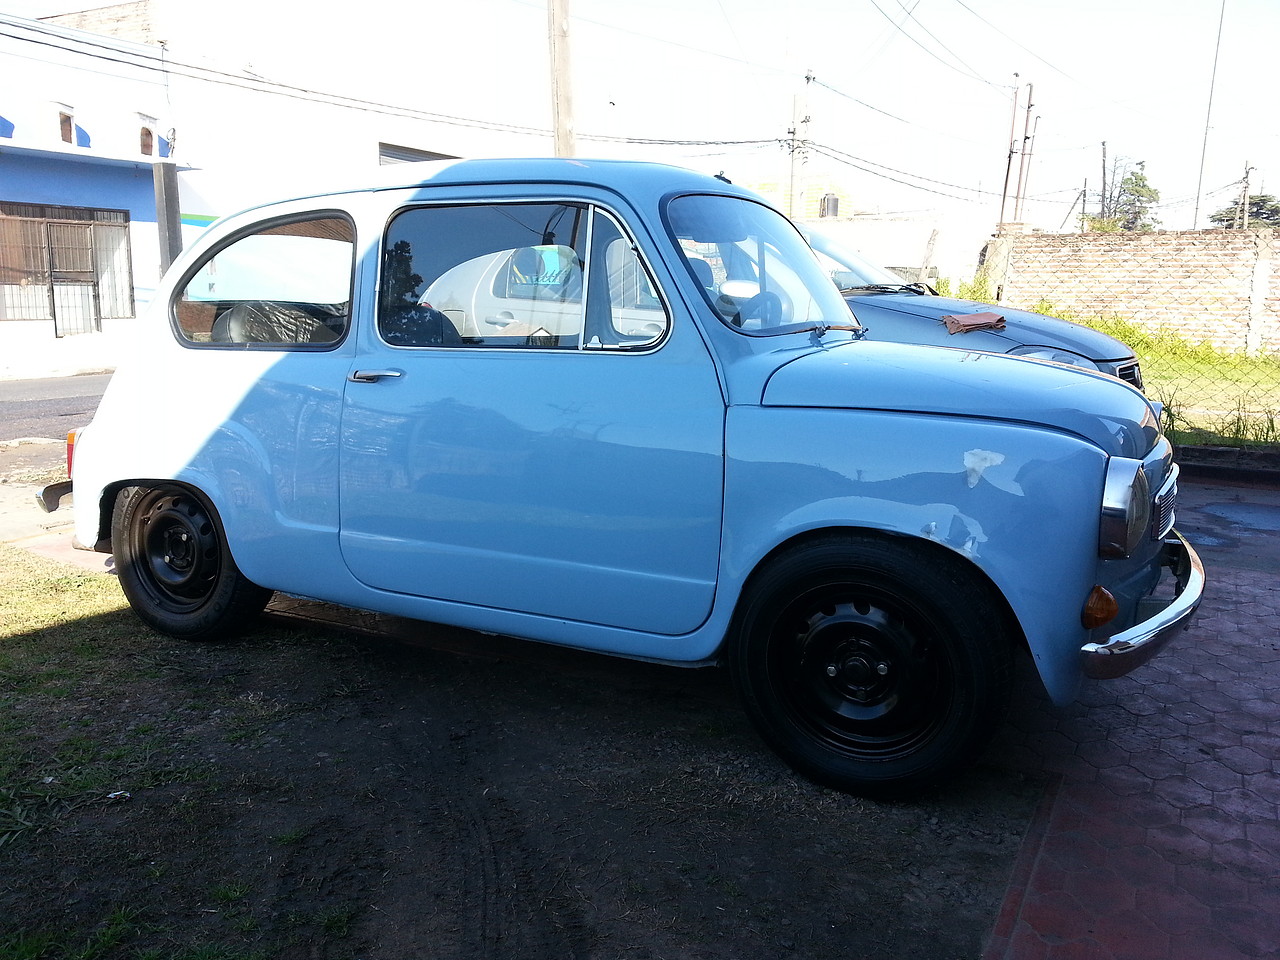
982,228,1280,355
42,0,157,45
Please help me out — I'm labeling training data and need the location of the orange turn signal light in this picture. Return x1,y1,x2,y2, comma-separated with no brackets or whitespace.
1081,586,1119,629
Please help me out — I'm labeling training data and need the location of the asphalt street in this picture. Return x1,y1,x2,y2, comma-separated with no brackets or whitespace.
0,373,111,443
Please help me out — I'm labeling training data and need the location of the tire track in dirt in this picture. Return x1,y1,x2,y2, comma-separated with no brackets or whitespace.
308,660,593,958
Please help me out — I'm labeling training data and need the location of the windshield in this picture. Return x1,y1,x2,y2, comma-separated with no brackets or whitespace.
805,229,914,289
665,194,859,335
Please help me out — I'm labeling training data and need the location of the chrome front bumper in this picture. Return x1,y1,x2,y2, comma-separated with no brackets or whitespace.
1080,530,1204,680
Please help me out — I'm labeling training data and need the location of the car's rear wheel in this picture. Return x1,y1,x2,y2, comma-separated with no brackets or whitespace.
730,533,1014,799
112,484,271,640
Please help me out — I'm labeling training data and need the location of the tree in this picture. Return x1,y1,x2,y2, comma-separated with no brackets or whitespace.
1208,194,1280,229
1084,158,1161,232
1113,167,1160,231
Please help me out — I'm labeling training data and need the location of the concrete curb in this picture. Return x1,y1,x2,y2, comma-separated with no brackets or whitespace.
1175,445,1280,486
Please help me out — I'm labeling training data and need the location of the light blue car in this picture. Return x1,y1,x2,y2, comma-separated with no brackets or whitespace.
52,159,1202,798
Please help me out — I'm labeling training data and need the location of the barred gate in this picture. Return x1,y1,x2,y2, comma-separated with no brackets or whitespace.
0,204,134,336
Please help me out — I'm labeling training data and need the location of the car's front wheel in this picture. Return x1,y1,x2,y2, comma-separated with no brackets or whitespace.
730,534,1015,799
112,484,271,640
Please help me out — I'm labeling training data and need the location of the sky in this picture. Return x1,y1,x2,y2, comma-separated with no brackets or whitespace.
3,0,1274,237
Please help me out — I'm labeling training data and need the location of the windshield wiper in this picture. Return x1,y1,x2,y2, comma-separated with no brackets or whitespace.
838,283,931,296
807,321,865,340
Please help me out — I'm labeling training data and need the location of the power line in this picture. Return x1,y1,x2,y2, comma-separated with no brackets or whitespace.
886,0,999,88
1,21,804,153
946,0,1078,82
808,76,991,147
862,0,1003,90
808,143,979,201
0,21,552,137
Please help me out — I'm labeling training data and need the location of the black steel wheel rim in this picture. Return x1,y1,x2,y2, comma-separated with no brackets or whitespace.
768,585,954,761
133,490,222,612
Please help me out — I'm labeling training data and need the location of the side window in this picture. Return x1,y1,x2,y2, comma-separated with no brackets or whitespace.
594,212,668,344
174,215,354,347
378,202,667,350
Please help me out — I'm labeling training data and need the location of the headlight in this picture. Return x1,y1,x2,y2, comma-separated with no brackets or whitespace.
1008,345,1100,371
1100,458,1151,558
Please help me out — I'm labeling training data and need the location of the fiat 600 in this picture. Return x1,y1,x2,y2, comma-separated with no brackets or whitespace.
54,159,1203,798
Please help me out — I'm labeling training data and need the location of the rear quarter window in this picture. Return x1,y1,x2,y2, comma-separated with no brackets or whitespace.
173,215,355,348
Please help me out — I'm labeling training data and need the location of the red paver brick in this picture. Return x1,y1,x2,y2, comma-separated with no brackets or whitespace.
1105,844,1177,889
1018,890,1093,943
1004,922,1053,960
1044,939,1113,960
1090,909,1171,959
1063,867,1136,917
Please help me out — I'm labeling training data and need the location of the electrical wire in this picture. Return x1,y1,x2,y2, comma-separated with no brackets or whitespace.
946,0,1078,82
0,22,552,138
808,76,992,147
810,142,992,199
862,0,1003,90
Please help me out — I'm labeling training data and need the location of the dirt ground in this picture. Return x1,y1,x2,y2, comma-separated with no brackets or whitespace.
1,444,1046,960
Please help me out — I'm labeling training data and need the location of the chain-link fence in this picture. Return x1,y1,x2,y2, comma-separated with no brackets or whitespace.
981,228,1280,449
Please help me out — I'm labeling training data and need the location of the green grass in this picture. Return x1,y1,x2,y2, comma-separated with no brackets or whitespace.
0,906,145,960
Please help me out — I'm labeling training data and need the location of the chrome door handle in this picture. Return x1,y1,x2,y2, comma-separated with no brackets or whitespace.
348,369,403,383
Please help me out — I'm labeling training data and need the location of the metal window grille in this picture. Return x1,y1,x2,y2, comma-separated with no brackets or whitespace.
0,205,134,334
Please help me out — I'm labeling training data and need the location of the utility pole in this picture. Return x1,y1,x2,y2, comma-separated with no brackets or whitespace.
1012,85,1035,222
1014,110,1038,223
548,0,575,157
1194,0,1228,228
787,71,813,218
152,161,182,272
1060,182,1085,232
1100,141,1108,219
997,74,1020,230
1235,162,1253,228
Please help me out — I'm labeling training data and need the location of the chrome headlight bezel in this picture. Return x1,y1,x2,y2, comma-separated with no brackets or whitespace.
1100,457,1152,558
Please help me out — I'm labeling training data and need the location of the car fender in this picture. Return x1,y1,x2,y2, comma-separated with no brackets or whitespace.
722,406,1108,703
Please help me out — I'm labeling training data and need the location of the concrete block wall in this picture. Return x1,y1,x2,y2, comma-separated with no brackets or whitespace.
983,229,1279,355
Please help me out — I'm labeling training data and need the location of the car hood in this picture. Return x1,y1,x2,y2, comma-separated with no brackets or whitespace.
846,293,1134,362
762,340,1158,458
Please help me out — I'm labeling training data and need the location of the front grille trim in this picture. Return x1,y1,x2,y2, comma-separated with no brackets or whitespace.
1152,463,1178,540
1117,361,1143,390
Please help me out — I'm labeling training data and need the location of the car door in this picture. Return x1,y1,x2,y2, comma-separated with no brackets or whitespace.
338,200,726,636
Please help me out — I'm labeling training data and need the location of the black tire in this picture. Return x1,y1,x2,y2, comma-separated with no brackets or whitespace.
112,484,271,641
730,533,1014,800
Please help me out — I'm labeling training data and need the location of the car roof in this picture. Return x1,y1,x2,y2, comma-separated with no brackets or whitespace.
250,158,755,212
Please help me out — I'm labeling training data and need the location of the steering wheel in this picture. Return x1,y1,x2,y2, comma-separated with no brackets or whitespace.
732,290,785,327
